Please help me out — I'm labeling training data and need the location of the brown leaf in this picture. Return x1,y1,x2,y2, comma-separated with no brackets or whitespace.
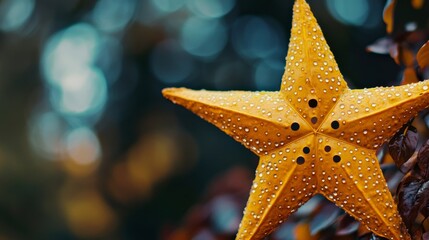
412,0,424,9
399,153,418,174
388,122,418,168
397,141,429,231
415,140,429,180
402,46,416,67
397,174,424,229
401,67,420,85
417,41,429,69
383,0,397,33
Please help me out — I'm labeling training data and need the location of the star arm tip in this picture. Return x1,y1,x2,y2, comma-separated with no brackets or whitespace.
316,138,410,240
163,90,314,156
161,87,188,98
236,138,317,240
281,0,348,128
321,80,429,150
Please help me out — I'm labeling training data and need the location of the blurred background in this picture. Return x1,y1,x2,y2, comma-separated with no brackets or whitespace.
0,0,428,239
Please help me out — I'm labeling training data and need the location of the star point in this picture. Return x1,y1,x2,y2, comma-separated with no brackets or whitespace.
162,0,429,239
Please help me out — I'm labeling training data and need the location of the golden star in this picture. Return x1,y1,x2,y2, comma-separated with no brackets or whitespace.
162,0,429,239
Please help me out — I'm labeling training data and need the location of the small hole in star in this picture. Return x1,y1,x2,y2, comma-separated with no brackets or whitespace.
303,147,310,154
291,122,300,131
297,156,305,165
308,99,318,108
331,120,340,129
311,117,318,124
324,146,331,152
333,155,341,163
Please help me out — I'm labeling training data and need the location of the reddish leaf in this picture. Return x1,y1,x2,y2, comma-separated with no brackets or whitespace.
388,123,418,168
401,67,420,85
417,41,429,69
383,0,397,33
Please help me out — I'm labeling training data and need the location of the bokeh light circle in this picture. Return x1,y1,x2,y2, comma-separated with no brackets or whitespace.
29,111,65,159
0,0,35,32
151,0,186,13
49,66,108,117
326,0,369,26
42,23,101,86
254,61,283,91
151,40,195,84
186,0,236,18
231,16,285,60
92,0,135,33
180,17,228,58
65,127,101,165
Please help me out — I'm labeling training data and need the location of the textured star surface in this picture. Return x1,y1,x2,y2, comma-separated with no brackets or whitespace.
162,0,429,239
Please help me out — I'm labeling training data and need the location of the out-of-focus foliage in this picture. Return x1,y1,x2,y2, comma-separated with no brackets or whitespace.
417,41,429,69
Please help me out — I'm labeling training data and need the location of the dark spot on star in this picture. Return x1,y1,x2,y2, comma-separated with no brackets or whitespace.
324,145,331,152
333,155,341,163
297,156,305,165
311,117,318,124
291,122,300,131
331,120,340,129
303,147,310,154
308,99,318,108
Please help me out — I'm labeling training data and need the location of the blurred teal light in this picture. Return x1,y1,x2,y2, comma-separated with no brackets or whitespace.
0,0,35,31
97,36,123,84
231,16,285,60
211,196,240,234
180,17,227,58
42,23,108,117
151,40,194,84
326,0,369,26
42,23,100,85
92,0,135,33
254,60,283,91
186,0,236,18
50,67,108,116
151,0,186,13
29,112,65,159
